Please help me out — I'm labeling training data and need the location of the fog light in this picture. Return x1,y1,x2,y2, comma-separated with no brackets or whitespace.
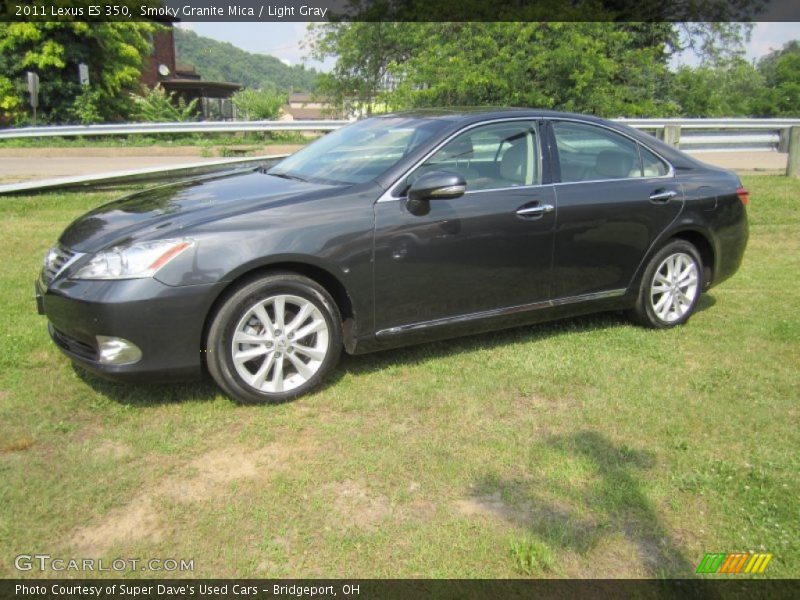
96,336,142,365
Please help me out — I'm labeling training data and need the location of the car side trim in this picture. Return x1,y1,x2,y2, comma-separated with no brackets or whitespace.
375,288,626,337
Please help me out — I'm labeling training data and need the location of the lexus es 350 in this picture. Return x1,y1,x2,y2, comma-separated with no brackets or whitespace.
37,109,748,403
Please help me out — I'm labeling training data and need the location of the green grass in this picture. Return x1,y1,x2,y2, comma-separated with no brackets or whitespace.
0,176,797,578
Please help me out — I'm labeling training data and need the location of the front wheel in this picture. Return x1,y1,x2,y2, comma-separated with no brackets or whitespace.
206,273,342,404
629,240,703,329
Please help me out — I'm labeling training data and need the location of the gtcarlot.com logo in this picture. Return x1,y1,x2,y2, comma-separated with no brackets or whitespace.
15,554,194,572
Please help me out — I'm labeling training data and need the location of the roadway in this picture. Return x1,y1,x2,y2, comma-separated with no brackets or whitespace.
0,147,788,185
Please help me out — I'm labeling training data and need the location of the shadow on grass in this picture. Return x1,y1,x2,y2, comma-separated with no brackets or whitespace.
72,365,221,407
473,431,700,581
73,295,717,407
695,293,717,313
342,294,718,377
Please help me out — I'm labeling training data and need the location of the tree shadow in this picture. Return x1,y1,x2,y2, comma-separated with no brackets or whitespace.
471,431,702,584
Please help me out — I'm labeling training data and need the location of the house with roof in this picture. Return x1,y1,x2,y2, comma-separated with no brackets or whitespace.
140,25,242,119
283,92,342,120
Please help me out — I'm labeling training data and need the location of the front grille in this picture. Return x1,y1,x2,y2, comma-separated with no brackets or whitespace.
41,245,78,287
51,326,97,361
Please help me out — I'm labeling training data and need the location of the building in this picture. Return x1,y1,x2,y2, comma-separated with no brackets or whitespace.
140,25,241,119
283,92,341,120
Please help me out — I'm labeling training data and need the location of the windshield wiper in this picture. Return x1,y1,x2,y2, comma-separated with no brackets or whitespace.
268,170,308,183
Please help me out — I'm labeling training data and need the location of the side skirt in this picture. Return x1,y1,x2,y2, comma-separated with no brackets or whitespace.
375,288,627,338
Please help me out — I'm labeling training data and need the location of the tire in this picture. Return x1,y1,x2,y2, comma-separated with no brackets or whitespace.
205,273,342,404
629,240,703,329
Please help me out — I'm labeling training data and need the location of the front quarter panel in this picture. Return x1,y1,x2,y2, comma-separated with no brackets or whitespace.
153,185,380,340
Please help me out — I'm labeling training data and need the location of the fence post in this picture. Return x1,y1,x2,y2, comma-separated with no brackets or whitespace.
778,127,791,153
787,126,800,178
663,125,681,148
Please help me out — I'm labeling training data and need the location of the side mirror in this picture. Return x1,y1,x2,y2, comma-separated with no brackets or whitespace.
407,170,466,202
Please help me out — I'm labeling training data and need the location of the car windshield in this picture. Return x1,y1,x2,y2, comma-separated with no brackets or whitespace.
267,117,447,185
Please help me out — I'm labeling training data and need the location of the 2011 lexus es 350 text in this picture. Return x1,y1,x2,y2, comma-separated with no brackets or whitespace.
36,109,749,403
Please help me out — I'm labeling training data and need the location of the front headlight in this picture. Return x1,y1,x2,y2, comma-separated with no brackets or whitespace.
73,238,194,280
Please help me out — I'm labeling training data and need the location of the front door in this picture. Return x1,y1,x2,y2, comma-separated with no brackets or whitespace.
373,120,556,334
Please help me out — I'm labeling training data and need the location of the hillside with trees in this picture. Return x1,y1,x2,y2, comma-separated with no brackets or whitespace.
174,28,318,92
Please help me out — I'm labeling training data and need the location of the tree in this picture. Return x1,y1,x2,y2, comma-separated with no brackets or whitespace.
671,58,765,117
0,22,156,124
306,22,411,116
305,22,752,118
756,41,800,116
403,23,680,116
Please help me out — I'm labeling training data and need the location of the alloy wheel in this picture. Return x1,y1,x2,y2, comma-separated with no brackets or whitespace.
231,294,329,393
649,252,699,323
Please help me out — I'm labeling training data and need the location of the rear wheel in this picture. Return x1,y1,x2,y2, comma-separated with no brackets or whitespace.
629,240,702,329
206,273,342,404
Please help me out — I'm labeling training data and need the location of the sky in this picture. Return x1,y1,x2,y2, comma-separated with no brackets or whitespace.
177,22,800,71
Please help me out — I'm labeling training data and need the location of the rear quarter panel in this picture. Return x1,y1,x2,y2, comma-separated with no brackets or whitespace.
633,167,748,291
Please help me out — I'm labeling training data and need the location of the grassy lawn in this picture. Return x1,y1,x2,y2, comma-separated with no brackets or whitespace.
0,176,797,579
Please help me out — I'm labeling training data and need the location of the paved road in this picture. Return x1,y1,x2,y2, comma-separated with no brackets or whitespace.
694,151,787,172
0,149,788,185
0,156,226,184
0,145,304,184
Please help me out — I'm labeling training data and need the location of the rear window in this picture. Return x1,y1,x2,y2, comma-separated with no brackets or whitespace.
640,146,670,177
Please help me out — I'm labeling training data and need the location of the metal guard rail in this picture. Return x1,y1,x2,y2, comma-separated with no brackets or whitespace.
1,117,799,157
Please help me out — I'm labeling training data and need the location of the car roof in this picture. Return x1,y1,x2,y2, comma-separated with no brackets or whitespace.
379,107,605,123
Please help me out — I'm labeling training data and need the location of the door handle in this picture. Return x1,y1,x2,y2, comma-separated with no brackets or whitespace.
516,204,554,217
649,190,678,203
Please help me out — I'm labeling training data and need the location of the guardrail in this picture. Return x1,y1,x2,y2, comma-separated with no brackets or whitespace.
1,117,798,177
0,120,347,139
615,118,800,157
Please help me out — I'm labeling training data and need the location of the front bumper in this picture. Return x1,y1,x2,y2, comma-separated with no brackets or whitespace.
37,276,221,383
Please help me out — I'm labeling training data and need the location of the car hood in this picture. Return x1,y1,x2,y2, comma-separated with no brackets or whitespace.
59,169,338,253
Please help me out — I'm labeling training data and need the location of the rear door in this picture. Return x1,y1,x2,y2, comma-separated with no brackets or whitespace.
548,120,683,299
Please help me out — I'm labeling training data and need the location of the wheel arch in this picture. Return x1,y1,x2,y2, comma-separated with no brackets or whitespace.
668,229,716,289
628,226,717,296
201,259,358,361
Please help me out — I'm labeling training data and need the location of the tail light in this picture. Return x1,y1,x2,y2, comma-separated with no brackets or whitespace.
736,186,750,206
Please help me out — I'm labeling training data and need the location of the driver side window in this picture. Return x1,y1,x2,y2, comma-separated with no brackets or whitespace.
408,122,539,193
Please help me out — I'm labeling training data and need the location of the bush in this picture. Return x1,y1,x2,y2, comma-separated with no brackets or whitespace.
130,86,198,122
70,88,104,124
231,88,287,120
